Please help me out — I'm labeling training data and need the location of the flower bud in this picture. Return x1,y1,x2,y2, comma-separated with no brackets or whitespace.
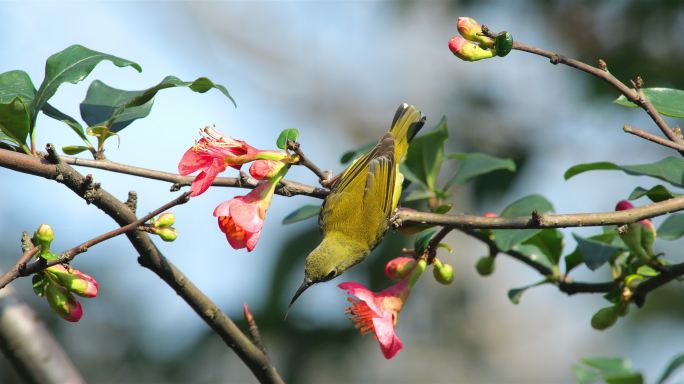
432,259,454,285
590,305,619,330
407,259,427,288
155,227,177,242
152,212,176,228
32,224,54,254
483,212,498,218
249,159,287,180
384,257,417,280
449,36,496,62
46,265,99,298
45,282,82,322
476,256,496,276
457,17,494,47
615,200,652,263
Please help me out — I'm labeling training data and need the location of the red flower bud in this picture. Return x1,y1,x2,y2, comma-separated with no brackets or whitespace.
384,257,416,280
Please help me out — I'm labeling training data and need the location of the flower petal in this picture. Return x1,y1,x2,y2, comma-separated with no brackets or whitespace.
372,314,403,359
230,199,264,232
190,158,225,196
338,282,383,315
178,147,213,175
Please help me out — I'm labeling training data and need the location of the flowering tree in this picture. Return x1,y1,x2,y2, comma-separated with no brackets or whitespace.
1,17,684,383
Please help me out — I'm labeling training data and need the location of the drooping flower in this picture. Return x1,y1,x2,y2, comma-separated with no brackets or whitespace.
178,126,288,196
384,257,416,280
448,35,496,62
338,281,411,359
213,177,280,252
249,159,287,180
45,280,83,322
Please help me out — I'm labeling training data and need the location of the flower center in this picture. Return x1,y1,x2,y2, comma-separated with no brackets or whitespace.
346,298,375,336
218,216,246,241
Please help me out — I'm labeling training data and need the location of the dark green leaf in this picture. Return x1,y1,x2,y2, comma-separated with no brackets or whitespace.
507,279,549,304
80,75,233,132
276,128,299,149
517,229,564,267
42,103,89,142
0,70,37,107
414,230,436,255
566,231,622,274
434,204,452,214
604,373,643,384
628,185,679,202
32,274,47,297
658,213,684,240
614,88,684,118
62,145,90,155
33,45,141,124
0,97,30,151
565,157,684,188
492,195,554,251
340,141,375,164
282,205,320,224
403,116,448,190
565,249,583,274
657,352,684,384
573,234,624,271
445,152,516,187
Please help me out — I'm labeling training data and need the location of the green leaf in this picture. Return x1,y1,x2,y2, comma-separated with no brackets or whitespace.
80,76,233,132
0,97,30,151
491,195,554,251
565,157,684,188
445,152,516,188
628,185,679,202
516,229,564,267
636,265,659,277
658,213,684,240
62,145,90,155
507,279,549,304
0,70,89,142
282,205,320,224
414,229,436,255
403,116,448,190
614,87,684,118
33,44,141,125
403,188,434,202
574,357,643,384
276,128,299,149
340,141,375,164
657,352,684,384
42,102,89,142
572,233,624,271
32,274,47,297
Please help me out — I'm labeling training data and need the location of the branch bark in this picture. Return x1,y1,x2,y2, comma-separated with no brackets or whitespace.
0,147,284,383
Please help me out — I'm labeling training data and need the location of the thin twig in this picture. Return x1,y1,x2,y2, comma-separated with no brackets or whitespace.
512,42,683,150
62,156,328,199
623,125,684,152
0,247,41,290
0,146,284,383
426,227,454,264
632,261,684,307
288,140,331,183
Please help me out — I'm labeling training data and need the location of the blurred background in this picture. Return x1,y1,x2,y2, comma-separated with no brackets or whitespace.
1,1,683,383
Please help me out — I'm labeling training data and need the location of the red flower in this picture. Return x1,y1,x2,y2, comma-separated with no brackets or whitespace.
338,281,411,359
213,180,278,251
178,126,287,196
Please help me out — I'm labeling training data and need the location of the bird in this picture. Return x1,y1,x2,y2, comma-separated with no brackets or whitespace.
289,103,426,307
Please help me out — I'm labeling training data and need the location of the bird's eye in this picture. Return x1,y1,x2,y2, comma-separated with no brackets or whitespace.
325,270,337,281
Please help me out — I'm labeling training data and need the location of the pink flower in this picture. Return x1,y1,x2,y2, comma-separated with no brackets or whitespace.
178,126,287,196
213,180,277,251
338,280,411,359
384,257,416,280
615,200,654,227
45,282,83,322
249,159,287,180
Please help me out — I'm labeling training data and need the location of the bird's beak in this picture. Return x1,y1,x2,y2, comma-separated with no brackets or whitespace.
288,277,313,309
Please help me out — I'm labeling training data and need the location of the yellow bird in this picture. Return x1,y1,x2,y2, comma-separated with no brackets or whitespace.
289,103,426,306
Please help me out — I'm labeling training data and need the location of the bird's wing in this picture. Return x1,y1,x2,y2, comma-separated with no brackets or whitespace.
319,133,396,235
389,103,426,164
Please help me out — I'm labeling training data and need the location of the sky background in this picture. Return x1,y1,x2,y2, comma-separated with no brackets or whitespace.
1,1,683,383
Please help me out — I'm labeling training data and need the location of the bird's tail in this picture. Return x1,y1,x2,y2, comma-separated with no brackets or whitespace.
389,103,426,163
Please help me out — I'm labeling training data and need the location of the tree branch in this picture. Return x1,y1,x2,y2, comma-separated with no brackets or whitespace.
632,261,684,307
397,195,684,229
0,192,191,291
0,146,284,384
61,156,328,199
288,141,331,183
512,41,683,149
623,124,684,153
